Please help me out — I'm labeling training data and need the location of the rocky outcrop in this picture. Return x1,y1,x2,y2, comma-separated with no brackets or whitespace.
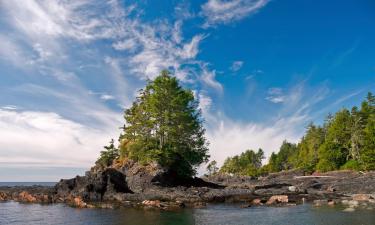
55,167,133,203
266,195,289,205
0,185,53,203
1,165,375,210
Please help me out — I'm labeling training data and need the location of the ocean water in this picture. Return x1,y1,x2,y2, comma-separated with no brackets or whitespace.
0,182,56,187
1,202,375,225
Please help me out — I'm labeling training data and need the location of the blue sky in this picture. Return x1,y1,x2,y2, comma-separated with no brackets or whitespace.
0,0,374,181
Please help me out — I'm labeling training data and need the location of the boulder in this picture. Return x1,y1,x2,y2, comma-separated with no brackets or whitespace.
252,198,262,205
266,195,288,205
288,186,297,192
343,207,355,212
313,199,328,206
18,191,37,203
0,192,7,201
55,167,132,202
73,197,87,208
352,194,371,201
328,200,336,206
142,200,161,207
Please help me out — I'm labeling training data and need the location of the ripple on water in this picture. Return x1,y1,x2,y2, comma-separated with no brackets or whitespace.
1,202,375,225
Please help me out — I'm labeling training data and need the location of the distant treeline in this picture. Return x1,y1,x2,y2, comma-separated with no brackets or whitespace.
218,92,375,176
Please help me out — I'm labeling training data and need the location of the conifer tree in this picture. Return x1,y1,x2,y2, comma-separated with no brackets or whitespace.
119,70,209,177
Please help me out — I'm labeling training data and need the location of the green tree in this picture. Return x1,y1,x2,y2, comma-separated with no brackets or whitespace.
275,141,297,171
360,93,375,170
220,149,264,176
119,70,209,177
266,152,279,173
96,139,119,167
361,114,375,170
206,160,219,176
348,106,364,163
293,124,325,171
317,109,351,172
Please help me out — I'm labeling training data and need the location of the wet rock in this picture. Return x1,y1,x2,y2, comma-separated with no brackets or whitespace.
313,199,328,206
343,207,355,212
18,191,37,203
348,200,359,207
266,195,288,205
288,186,297,192
142,200,161,208
252,198,263,205
352,194,371,201
328,200,336,206
0,192,7,201
191,202,206,208
73,197,87,208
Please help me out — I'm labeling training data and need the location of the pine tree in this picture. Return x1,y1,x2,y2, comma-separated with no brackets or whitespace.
96,139,119,167
119,70,209,177
317,109,352,171
206,160,219,175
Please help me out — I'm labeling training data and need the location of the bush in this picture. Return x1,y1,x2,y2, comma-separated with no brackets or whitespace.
340,160,361,171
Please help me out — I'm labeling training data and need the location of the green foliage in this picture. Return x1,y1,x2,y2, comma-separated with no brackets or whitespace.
220,149,264,176
266,92,375,174
206,160,219,175
292,124,325,171
361,114,375,170
96,139,119,167
341,160,361,171
118,70,209,177
316,109,352,171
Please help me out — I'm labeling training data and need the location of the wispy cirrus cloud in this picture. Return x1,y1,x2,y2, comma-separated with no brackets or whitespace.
201,67,223,93
230,60,244,72
266,87,285,103
201,0,270,27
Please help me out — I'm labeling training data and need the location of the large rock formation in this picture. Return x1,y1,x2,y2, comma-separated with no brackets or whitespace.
54,160,223,206
1,164,375,210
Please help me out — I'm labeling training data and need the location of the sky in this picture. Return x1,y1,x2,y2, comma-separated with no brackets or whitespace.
0,0,374,181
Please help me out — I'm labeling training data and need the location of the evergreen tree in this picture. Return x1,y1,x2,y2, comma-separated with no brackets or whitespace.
119,70,209,177
265,152,279,173
293,124,325,171
96,139,119,167
206,160,219,175
220,149,264,176
275,141,297,171
317,109,351,171
361,114,375,170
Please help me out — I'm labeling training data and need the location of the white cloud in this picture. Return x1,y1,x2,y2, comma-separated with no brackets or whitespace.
0,34,31,68
0,109,119,168
100,94,115,101
1,105,18,110
201,0,269,27
206,116,301,166
201,67,223,92
230,60,244,71
112,38,138,51
266,87,285,103
180,35,205,59
198,92,213,114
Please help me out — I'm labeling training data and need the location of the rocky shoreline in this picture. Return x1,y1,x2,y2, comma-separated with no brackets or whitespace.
1,161,375,211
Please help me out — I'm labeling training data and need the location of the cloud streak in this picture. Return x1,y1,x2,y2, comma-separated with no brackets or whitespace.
0,109,119,168
201,0,269,27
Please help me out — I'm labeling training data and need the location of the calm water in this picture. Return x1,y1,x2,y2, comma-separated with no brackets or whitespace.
0,182,56,187
1,202,375,225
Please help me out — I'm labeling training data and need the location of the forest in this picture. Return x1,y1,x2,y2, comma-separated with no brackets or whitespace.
218,92,375,176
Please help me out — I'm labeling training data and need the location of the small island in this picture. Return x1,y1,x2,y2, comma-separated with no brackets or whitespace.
1,71,375,211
